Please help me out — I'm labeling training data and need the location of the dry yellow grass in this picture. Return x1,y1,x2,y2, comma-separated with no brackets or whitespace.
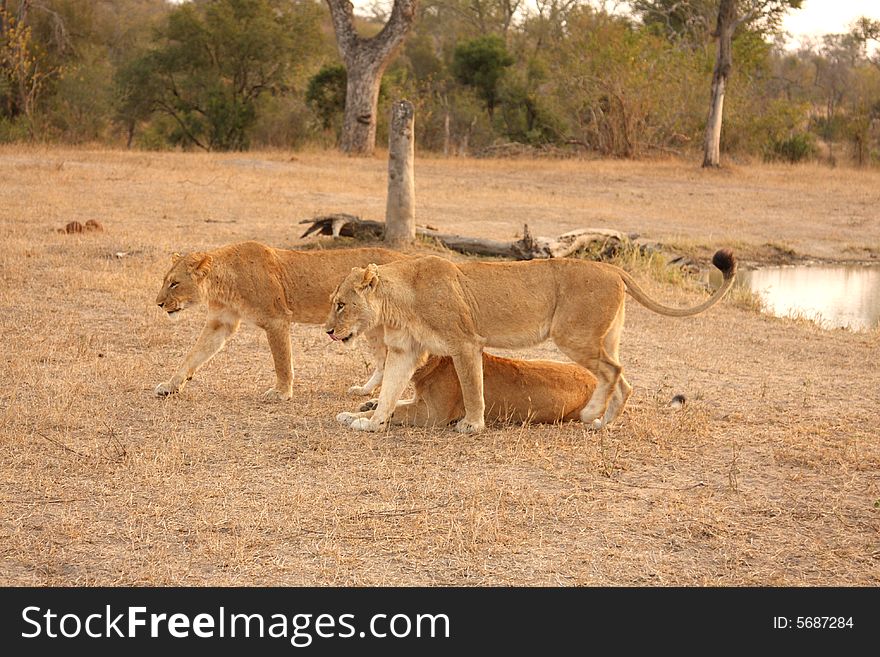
0,146,878,585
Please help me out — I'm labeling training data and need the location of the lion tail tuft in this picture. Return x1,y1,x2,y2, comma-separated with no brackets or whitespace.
712,249,736,280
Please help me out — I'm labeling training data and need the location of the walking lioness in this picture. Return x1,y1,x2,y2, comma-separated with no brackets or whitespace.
337,353,598,427
154,241,405,399
325,250,736,432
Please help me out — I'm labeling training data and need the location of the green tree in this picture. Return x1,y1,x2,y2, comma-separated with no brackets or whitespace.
0,4,63,136
701,0,803,167
306,64,347,132
452,34,513,119
116,0,321,151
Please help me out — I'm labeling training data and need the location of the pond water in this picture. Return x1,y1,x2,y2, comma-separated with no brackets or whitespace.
711,263,880,331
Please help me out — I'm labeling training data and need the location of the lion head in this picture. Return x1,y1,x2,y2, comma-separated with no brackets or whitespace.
155,252,213,321
324,264,380,343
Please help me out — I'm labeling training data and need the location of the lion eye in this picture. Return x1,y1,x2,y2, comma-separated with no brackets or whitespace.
336,302,345,313
169,282,179,289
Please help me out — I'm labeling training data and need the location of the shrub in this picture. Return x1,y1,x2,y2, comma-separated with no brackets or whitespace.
765,132,816,163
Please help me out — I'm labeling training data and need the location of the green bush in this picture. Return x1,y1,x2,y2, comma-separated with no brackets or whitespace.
306,64,347,132
765,132,816,163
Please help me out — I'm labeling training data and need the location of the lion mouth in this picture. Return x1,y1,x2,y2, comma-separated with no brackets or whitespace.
166,309,181,316
328,331,354,343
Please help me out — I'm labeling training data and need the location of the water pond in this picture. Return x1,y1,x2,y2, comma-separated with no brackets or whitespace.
711,263,880,331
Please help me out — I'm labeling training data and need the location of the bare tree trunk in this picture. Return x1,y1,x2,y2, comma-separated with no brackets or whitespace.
326,0,417,156
384,100,416,246
702,0,737,168
443,104,450,157
341,58,383,154
703,75,726,167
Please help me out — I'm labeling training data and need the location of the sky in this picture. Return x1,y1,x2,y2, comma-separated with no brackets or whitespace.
174,0,880,46
782,0,880,46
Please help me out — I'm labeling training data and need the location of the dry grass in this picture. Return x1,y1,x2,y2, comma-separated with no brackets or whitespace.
1,146,878,586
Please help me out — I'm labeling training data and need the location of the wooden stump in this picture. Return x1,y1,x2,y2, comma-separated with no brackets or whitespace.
384,100,416,246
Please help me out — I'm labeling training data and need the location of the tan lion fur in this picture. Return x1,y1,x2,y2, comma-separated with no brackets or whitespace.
155,240,405,400
326,251,735,432
337,353,598,427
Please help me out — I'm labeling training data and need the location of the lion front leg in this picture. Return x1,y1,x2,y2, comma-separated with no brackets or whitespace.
347,347,421,432
451,345,485,433
262,319,293,401
348,328,386,396
156,310,240,396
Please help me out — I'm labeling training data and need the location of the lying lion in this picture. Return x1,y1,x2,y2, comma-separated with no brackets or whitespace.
326,250,735,433
337,352,598,427
154,240,405,400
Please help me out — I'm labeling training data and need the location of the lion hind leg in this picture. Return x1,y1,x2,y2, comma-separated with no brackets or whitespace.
598,305,630,426
389,399,437,427
556,343,621,428
601,374,633,426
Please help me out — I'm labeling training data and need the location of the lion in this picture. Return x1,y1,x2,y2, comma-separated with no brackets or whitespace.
154,240,405,400
337,352,598,428
325,250,735,433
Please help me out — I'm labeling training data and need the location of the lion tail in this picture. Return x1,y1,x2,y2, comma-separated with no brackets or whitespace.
617,249,737,318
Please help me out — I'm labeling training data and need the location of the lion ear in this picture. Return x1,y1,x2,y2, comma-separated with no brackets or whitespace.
171,252,182,264
193,254,213,278
358,263,379,292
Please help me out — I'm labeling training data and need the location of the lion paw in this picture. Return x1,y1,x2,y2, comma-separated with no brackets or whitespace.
263,387,292,401
155,381,181,397
349,417,381,432
455,418,485,434
336,411,359,425
347,385,373,396
359,399,378,412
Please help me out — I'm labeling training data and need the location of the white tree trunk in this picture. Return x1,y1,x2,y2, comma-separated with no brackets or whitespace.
384,100,416,245
702,0,736,168
703,76,726,168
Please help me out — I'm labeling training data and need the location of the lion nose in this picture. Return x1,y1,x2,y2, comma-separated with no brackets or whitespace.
326,329,334,336
157,301,165,308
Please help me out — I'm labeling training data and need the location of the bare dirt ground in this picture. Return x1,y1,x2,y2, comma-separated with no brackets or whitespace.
1,147,878,585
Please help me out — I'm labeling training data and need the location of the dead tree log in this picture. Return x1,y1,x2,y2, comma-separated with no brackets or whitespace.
384,100,416,245
299,214,628,260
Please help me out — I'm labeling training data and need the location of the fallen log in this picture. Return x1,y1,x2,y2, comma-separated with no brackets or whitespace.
298,214,629,260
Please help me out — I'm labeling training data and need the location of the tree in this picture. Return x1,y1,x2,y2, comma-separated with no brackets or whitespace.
852,16,880,69
702,0,802,167
306,64,347,132
632,0,717,46
116,0,320,151
325,0,417,155
0,1,64,134
452,34,513,119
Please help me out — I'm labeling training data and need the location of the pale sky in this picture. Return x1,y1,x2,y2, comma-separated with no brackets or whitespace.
174,0,880,44
356,1,880,38
782,0,880,49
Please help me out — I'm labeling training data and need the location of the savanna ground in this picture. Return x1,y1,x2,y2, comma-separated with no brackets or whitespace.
1,146,878,586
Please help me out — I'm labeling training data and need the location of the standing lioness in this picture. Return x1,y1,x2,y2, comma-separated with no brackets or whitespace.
154,240,405,399
325,251,736,433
